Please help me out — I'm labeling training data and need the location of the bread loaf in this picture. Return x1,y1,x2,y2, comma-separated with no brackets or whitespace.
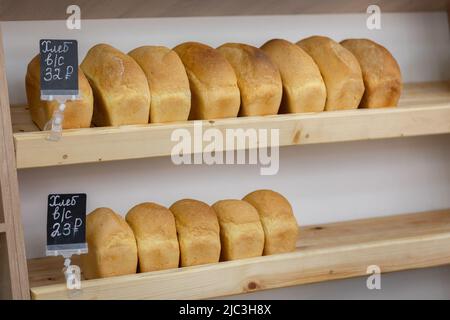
260,39,326,113
297,36,364,110
125,202,180,272
169,199,220,267
25,54,93,130
217,43,282,116
128,46,191,122
173,42,240,120
212,199,264,261
340,39,402,108
81,207,138,279
80,44,150,126
243,190,298,255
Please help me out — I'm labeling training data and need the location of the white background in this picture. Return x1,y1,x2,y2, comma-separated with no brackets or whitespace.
2,12,450,299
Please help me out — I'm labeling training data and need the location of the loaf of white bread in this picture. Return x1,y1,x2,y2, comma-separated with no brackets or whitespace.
340,38,402,108
173,42,241,120
260,39,326,113
25,54,93,130
81,207,138,279
80,44,151,126
243,190,298,255
212,199,264,261
126,202,180,272
128,46,191,122
217,43,282,116
169,199,221,267
297,36,365,111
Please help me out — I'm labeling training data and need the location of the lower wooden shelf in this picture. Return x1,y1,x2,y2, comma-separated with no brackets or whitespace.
28,209,450,300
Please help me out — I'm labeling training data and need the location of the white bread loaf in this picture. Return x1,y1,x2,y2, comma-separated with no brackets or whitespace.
217,43,282,116
173,42,240,120
297,36,365,111
169,199,221,267
243,190,298,255
126,202,180,272
340,38,402,108
128,46,191,122
81,207,138,279
80,44,151,126
260,39,326,113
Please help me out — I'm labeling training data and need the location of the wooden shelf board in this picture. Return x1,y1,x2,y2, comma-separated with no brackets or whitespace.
28,209,450,300
11,82,450,169
2,0,448,21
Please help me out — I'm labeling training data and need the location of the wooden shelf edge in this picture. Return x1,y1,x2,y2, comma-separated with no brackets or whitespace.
28,209,450,300
11,82,450,169
2,0,449,21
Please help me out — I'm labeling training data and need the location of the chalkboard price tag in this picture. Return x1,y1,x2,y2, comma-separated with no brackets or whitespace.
39,39,79,98
46,193,88,256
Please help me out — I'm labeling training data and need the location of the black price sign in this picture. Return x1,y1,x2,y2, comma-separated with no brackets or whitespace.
47,194,86,248
39,39,79,97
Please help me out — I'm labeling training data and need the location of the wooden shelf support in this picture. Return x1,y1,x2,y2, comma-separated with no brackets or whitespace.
0,26,29,300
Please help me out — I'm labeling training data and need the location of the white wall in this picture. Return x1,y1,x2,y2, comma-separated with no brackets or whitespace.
2,12,450,299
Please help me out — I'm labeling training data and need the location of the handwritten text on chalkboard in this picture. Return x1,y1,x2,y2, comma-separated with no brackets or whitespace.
47,193,86,247
40,39,78,96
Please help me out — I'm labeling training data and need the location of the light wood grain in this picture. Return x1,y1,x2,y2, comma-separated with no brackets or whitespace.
11,82,450,169
0,26,29,299
1,0,448,21
0,234,12,299
28,209,450,300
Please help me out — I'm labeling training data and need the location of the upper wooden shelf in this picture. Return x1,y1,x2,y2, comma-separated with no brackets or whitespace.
1,0,449,21
11,82,450,169
28,209,450,299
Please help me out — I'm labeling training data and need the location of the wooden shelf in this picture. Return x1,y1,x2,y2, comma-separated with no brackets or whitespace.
0,223,6,233
28,209,450,300
11,82,450,169
2,0,448,21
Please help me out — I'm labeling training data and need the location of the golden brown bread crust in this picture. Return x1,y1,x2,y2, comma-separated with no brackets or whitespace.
340,39,402,108
25,54,93,130
125,202,180,272
297,36,365,111
260,39,326,113
242,190,298,255
173,42,240,120
212,199,264,261
217,43,282,116
169,199,220,267
80,44,151,126
128,46,191,122
81,207,138,279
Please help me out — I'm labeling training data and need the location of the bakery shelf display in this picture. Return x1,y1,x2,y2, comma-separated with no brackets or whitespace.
27,209,450,300
11,81,450,169
1,0,450,301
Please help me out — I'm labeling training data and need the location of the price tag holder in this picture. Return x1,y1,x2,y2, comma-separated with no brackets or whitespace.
39,39,79,141
46,193,88,291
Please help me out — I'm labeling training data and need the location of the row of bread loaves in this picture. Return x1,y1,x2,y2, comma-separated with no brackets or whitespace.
81,189,299,279
26,37,402,130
